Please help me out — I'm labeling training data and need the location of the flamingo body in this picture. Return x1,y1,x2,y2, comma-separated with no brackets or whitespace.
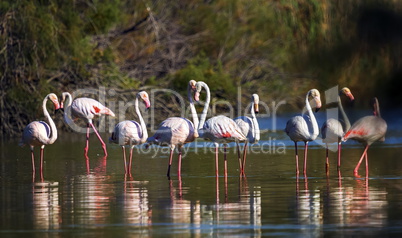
202,115,246,143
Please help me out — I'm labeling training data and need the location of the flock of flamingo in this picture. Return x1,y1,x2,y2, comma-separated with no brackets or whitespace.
19,80,387,181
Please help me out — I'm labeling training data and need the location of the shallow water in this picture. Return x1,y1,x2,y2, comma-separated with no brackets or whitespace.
2,110,402,237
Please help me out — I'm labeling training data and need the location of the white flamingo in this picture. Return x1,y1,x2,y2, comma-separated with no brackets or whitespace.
61,92,115,156
195,81,247,177
109,91,151,176
234,94,260,176
146,80,199,178
321,87,354,173
285,89,322,176
19,93,60,180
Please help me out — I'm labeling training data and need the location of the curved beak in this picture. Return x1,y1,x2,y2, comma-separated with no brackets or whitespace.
345,92,355,102
254,103,259,114
314,96,321,112
194,91,200,102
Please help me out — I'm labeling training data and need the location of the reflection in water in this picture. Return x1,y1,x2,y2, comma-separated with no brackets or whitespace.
167,176,262,237
295,177,388,237
123,178,152,227
32,181,61,230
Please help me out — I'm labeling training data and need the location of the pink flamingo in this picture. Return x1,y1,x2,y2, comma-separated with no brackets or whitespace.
19,93,60,181
321,87,354,173
234,94,260,176
146,80,199,178
343,97,387,177
109,91,150,176
195,81,247,177
61,92,115,156
285,89,322,176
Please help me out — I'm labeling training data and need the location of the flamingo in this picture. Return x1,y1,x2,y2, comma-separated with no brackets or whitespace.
109,91,151,176
60,92,115,156
321,87,355,173
234,94,260,176
19,93,60,181
343,97,387,177
285,89,322,176
195,81,247,177
146,80,199,178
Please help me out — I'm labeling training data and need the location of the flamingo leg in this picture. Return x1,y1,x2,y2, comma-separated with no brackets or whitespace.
294,142,299,175
85,124,90,156
167,147,174,179
325,144,329,175
365,149,369,179
128,146,134,177
303,141,309,176
337,142,342,170
354,145,369,176
177,146,182,177
241,141,248,176
224,144,228,178
40,145,44,182
89,122,108,156
236,142,242,174
30,146,35,179
122,146,127,175
215,143,219,177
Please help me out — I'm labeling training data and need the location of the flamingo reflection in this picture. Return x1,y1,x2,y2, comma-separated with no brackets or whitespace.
32,181,61,230
123,177,152,226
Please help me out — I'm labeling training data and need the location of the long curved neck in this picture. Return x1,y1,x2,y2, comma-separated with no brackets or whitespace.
250,102,260,142
43,95,57,144
63,92,75,126
135,95,148,143
338,95,351,131
305,93,319,140
198,82,211,130
188,85,199,137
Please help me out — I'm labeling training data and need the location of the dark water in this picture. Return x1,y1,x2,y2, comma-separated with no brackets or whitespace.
1,111,402,237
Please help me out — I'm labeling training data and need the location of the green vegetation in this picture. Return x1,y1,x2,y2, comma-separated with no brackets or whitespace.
1,0,401,136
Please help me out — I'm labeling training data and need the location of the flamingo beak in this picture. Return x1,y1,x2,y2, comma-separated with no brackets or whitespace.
345,92,355,102
194,91,200,102
254,103,259,114
145,99,151,109
314,96,321,112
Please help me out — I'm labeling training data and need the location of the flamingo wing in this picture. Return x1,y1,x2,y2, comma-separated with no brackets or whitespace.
285,116,311,142
204,115,246,142
344,116,387,145
147,117,196,146
110,120,143,146
321,118,344,143
21,121,52,146
71,98,115,121
234,116,255,142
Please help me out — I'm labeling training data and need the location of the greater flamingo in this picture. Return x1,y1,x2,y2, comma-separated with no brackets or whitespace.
285,89,322,176
146,80,199,178
321,87,354,173
343,97,387,177
109,91,151,176
195,81,247,177
19,93,60,180
234,94,260,176
61,92,115,156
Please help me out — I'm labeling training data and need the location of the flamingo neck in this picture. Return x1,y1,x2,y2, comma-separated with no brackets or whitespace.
188,84,199,138
198,81,211,131
305,92,319,140
63,92,76,126
43,94,58,144
250,102,260,143
338,95,351,131
135,94,148,143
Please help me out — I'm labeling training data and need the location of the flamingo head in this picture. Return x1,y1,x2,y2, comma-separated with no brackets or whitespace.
252,94,259,114
189,80,198,101
58,92,71,112
371,97,380,117
340,87,355,102
308,89,321,112
138,91,151,109
194,81,204,102
48,93,60,111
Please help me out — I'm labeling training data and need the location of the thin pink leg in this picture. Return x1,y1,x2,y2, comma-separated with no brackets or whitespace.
85,154,90,174
303,142,309,176
167,147,174,178
128,146,134,177
224,144,228,178
177,146,182,177
215,144,219,177
241,141,248,176
337,142,342,170
354,145,369,176
85,124,90,155
89,123,108,156
365,150,369,179
40,146,44,182
122,146,127,175
325,144,329,175
236,142,242,173
31,147,35,179
294,142,299,175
